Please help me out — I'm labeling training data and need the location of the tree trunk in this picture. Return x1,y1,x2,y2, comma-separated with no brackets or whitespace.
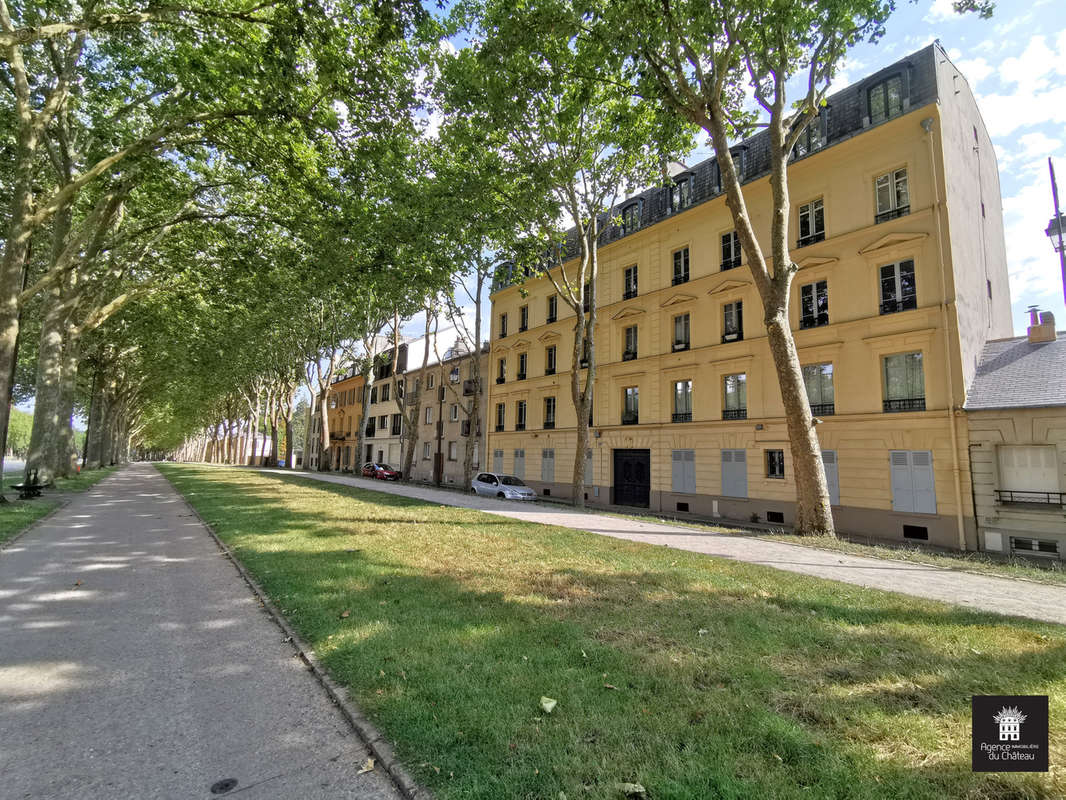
354,367,372,471
54,328,81,477
24,288,67,485
318,390,331,470
301,388,315,470
284,413,293,469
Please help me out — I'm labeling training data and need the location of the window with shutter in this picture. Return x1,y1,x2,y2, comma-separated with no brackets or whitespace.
721,449,748,497
513,449,525,478
890,450,936,514
672,449,696,494
492,449,503,473
541,449,555,483
822,450,840,505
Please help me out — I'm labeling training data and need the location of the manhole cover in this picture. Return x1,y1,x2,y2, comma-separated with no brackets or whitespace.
210,778,239,794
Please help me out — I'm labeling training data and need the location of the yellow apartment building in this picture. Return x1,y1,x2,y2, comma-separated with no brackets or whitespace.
308,371,365,472
487,43,1011,549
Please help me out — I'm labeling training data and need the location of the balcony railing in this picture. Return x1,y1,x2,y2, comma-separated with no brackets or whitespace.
809,403,835,416
880,297,917,315
722,408,747,420
672,412,692,423
546,314,557,323
721,256,741,271
515,422,526,431
498,330,507,339
883,397,925,412
517,372,526,381
495,423,504,432
622,350,637,362
543,420,555,430
672,274,689,286
721,331,743,344
621,411,639,425
995,490,1065,506
496,376,505,384
518,324,527,332
672,341,689,352
545,366,556,375
796,231,825,248
365,426,375,438
800,313,829,329
623,288,638,300
875,205,910,224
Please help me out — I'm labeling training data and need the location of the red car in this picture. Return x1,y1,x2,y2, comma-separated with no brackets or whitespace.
361,462,401,481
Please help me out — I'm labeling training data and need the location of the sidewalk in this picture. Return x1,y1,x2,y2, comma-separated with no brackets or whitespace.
0,464,405,800
262,468,1066,626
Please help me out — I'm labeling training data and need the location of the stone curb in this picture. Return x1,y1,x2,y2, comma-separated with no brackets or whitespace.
162,467,430,800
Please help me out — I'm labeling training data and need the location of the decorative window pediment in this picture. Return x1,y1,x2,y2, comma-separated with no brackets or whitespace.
796,256,838,269
660,293,697,308
707,279,750,296
611,306,646,320
858,232,927,256
537,330,561,342
511,338,531,349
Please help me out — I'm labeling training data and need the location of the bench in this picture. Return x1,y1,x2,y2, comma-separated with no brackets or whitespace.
12,469,43,500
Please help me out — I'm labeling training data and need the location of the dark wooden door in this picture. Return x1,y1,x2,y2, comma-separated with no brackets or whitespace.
613,449,651,507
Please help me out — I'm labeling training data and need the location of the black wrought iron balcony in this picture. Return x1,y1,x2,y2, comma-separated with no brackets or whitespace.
543,420,555,430
622,350,637,362
672,341,689,352
721,256,741,271
498,330,507,339
722,408,747,420
800,313,829,329
621,411,639,425
875,205,910,224
365,426,375,438
672,274,689,286
495,424,504,432
796,231,825,248
517,372,526,381
623,288,638,300
995,490,1065,506
546,314,557,323
880,297,917,315
515,422,526,431
721,331,743,344
545,366,556,375
672,412,692,423
883,397,925,412
809,403,835,416
496,376,505,384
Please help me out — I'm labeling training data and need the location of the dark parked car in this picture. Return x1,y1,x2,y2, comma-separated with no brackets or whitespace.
361,462,401,481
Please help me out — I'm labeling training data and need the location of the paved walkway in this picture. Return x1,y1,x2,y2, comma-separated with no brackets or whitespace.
0,464,404,800
261,468,1066,626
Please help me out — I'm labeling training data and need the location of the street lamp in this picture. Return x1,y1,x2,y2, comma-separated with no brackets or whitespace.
1046,159,1066,306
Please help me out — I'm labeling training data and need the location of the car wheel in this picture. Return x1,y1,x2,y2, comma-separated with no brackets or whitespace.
497,492,505,498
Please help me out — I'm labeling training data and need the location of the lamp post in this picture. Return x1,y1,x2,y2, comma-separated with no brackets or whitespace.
1046,158,1066,306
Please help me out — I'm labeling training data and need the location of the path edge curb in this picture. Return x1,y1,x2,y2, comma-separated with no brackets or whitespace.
162,467,431,800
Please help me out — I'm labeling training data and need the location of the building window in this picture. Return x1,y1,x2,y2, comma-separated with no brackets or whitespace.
623,265,638,299
450,404,459,422
582,282,591,313
1011,537,1060,556
515,400,527,431
495,402,505,432
622,386,639,425
427,373,435,389
396,380,404,400
672,247,690,285
889,450,936,513
672,175,693,211
423,442,431,460
448,441,457,461
547,294,557,323
623,325,638,361
803,363,835,416
721,231,741,270
499,312,508,338
996,446,1061,505
673,313,690,351
449,366,460,384
868,74,903,124
621,202,641,234
792,114,825,158
544,396,556,429
766,449,785,479
723,373,747,420
545,345,556,375
580,336,591,369
517,352,527,380
800,280,829,328
370,386,378,404
722,301,743,343
879,259,917,314
425,405,433,424
497,357,506,384
671,449,696,493
391,414,402,436
882,352,925,412
673,379,692,423
513,449,525,478
519,304,529,332
875,168,909,223
798,198,825,247
380,383,390,402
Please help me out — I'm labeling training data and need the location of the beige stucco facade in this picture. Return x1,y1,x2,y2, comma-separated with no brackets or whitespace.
486,44,1011,549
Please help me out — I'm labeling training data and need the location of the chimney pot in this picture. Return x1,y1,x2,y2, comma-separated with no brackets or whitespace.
1027,308,1057,343
1028,306,1040,326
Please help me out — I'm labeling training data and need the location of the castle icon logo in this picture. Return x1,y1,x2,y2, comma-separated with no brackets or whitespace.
992,706,1026,742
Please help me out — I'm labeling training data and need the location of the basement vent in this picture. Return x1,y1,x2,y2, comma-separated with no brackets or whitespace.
766,511,785,524
543,488,551,496
676,502,690,512
903,524,929,540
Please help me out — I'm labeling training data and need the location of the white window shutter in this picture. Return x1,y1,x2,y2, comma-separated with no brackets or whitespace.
890,450,913,512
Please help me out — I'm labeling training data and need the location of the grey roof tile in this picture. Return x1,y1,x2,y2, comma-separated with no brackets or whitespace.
964,334,1066,410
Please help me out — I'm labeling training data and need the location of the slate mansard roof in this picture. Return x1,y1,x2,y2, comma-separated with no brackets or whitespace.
493,42,944,294
964,335,1066,411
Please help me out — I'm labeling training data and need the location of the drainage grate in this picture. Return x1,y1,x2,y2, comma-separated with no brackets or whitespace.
211,778,239,795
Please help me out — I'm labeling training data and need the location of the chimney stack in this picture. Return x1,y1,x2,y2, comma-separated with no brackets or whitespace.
1027,307,1057,343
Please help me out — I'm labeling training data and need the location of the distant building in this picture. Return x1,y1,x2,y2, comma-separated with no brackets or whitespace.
965,310,1065,560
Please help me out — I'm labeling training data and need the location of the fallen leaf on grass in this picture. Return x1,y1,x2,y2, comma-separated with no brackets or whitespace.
603,684,618,690
357,757,375,774
340,610,350,619
540,696,557,714
615,782,646,797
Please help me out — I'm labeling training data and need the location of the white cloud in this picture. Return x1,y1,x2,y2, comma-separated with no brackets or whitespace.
953,56,993,90
1001,164,1066,301
924,0,960,24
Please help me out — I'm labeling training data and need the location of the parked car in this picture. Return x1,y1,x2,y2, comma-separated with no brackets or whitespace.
362,462,401,481
471,472,536,500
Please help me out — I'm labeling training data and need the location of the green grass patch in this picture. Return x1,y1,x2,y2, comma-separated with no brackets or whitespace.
160,464,1065,800
0,465,118,545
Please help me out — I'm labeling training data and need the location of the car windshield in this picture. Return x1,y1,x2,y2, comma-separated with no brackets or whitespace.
380,465,394,471
500,476,526,486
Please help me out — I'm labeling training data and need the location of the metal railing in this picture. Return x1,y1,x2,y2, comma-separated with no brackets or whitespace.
800,313,829,329
875,205,910,224
796,231,825,248
879,298,917,315
623,288,638,300
722,408,747,420
995,490,1065,506
672,412,692,423
543,420,555,429
721,256,741,271
622,350,637,361
809,403,835,416
883,397,925,412
672,274,689,286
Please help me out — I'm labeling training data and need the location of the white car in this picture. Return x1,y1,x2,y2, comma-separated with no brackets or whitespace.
471,472,537,500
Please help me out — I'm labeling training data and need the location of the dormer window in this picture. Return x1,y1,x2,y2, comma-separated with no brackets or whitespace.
730,147,748,179
621,202,641,234
868,74,903,124
671,175,693,212
792,112,826,159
